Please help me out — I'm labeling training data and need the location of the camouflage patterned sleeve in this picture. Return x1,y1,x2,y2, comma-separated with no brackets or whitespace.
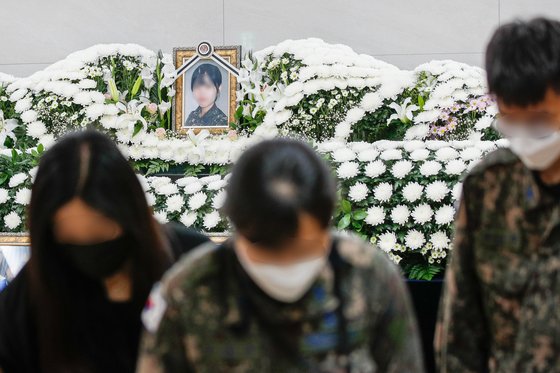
369,253,425,373
136,286,193,373
434,177,489,373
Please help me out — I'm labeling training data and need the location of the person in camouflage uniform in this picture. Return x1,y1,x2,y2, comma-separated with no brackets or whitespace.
436,18,560,372
138,139,424,373
184,103,227,127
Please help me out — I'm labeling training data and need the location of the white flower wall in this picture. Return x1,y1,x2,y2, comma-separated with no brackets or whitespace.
0,39,504,279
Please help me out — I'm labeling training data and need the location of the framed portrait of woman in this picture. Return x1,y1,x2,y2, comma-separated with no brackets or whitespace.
173,45,241,135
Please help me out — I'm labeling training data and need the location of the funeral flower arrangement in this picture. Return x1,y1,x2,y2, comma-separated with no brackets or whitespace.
0,39,503,279
319,139,507,278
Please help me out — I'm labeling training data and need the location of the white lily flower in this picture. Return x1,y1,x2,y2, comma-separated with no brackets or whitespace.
0,110,18,148
387,97,419,124
115,100,147,135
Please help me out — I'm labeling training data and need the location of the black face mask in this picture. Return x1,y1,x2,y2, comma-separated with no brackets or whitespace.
60,234,133,280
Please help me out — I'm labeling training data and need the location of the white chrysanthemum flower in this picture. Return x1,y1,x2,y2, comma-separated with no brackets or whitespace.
405,230,425,250
317,141,345,153
14,188,31,205
72,91,93,106
426,181,449,202
460,147,483,161
212,190,227,209
364,160,386,178
402,182,424,202
332,147,356,163
404,124,430,140
28,167,38,182
175,176,199,187
203,211,221,230
8,173,27,188
426,141,449,151
15,98,32,113
79,79,97,89
4,211,22,230
410,148,430,161
412,204,433,224
435,205,456,225
375,140,401,151
199,175,222,185
435,147,459,161
334,121,352,139
373,183,392,202
85,103,106,120
391,160,413,179
357,148,380,162
154,183,179,196
403,140,427,152
179,211,198,227
337,162,360,179
390,205,410,225
378,232,397,253
348,182,369,202
379,148,402,161
153,210,169,224
365,206,385,226
184,181,203,195
20,110,38,123
346,107,365,123
149,176,171,189
0,188,9,204
9,89,28,102
474,115,493,131
350,142,372,153
188,192,207,210
207,179,227,191
145,192,156,207
165,194,184,213
360,92,383,111
445,159,467,175
38,134,56,149
420,161,442,176
452,183,463,201
430,231,450,249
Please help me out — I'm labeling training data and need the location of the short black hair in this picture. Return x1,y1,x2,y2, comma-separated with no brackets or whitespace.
191,63,222,95
223,139,337,249
486,17,560,106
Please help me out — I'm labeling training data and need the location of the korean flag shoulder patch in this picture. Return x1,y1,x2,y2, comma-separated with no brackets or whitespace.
142,282,168,333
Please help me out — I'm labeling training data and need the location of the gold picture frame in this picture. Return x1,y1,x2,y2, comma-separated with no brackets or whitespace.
173,46,241,136
0,233,31,281
0,232,228,245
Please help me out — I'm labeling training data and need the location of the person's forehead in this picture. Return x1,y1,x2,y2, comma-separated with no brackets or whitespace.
499,88,560,115
498,101,556,116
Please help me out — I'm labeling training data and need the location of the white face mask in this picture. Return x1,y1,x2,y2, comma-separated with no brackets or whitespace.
509,133,560,170
235,246,328,303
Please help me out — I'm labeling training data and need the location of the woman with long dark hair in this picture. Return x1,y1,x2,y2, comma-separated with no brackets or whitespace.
0,130,208,372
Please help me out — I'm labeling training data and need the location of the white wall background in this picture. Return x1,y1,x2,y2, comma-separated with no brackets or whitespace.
0,0,558,77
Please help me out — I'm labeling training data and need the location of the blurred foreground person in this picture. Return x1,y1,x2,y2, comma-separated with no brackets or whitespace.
436,18,560,372
137,139,424,373
0,130,208,373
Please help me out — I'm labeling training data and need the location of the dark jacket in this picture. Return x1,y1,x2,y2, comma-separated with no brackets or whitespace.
0,222,208,373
